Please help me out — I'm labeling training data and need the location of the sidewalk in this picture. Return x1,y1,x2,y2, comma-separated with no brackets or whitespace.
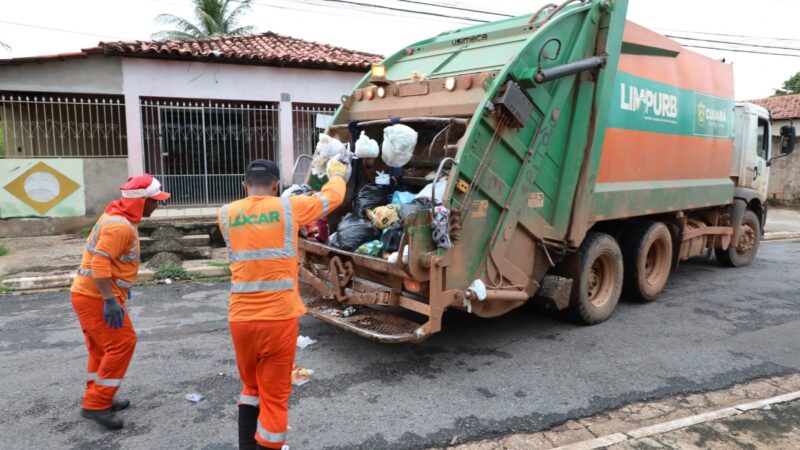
1,207,799,292
443,373,800,450
765,207,800,240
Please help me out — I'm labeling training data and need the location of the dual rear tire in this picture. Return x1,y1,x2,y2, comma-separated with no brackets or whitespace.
568,222,673,324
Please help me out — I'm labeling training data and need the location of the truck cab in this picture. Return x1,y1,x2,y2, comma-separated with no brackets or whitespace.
733,103,772,200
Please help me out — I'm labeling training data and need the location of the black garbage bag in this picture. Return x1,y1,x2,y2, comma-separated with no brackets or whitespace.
329,213,381,252
352,182,396,216
380,222,404,256
398,197,433,219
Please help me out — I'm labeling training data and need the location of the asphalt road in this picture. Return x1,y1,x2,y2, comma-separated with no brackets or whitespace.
1,240,799,450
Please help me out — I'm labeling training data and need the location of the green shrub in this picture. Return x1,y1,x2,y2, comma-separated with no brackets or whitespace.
0,245,7,257
154,263,194,281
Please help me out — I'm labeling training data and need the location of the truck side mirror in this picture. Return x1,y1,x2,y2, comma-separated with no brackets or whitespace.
780,125,796,155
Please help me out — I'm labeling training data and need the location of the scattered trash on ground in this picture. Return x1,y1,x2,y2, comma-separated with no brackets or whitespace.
291,365,314,386
185,393,205,403
296,335,317,349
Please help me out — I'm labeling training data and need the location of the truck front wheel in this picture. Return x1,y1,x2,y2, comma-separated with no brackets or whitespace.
716,210,761,267
569,232,623,325
622,221,673,302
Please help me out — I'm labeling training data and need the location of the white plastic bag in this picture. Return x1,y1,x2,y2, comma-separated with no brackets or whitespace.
354,131,379,158
374,171,390,186
311,134,353,180
415,178,448,204
387,247,410,264
381,124,418,168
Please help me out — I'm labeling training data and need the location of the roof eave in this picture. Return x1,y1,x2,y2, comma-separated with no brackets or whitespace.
101,50,373,73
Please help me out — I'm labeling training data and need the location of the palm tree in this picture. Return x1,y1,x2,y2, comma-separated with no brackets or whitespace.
152,0,256,41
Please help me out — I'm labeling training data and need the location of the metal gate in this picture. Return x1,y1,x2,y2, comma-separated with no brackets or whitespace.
291,103,337,184
141,98,279,206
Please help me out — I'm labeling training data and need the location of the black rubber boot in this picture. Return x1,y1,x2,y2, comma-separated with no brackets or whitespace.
238,405,260,450
80,408,124,430
111,399,130,412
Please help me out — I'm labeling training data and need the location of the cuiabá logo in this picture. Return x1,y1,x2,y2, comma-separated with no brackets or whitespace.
696,101,726,126
620,82,678,119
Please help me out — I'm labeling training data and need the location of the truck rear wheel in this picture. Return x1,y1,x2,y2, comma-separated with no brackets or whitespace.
569,232,623,325
622,221,673,302
716,210,761,267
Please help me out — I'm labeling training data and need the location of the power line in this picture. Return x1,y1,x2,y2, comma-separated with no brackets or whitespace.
656,28,800,43
316,0,489,23
394,0,514,18
0,19,125,40
667,35,800,52
682,45,800,58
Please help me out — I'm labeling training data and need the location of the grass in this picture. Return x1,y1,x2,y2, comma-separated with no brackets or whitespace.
206,261,230,268
153,262,195,281
0,285,9,294
0,245,7,257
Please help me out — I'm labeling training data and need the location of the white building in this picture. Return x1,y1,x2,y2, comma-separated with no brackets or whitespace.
0,32,379,230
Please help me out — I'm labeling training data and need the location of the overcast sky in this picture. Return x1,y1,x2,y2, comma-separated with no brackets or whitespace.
1,0,798,100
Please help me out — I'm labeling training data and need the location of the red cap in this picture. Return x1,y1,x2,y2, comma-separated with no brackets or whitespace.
120,174,171,201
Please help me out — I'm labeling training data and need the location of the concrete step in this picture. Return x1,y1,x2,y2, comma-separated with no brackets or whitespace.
139,235,210,253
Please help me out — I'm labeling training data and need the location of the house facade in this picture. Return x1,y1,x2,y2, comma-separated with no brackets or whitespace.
750,94,800,205
0,33,380,233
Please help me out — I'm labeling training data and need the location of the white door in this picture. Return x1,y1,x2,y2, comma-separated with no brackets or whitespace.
752,117,770,198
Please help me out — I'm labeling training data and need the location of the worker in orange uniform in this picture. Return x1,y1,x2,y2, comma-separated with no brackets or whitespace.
70,174,170,430
220,158,347,450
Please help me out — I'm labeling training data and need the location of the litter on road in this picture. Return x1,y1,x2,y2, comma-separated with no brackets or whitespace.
296,335,317,349
185,393,205,403
291,365,314,386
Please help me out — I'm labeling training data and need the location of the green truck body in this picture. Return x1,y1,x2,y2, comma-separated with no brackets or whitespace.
298,0,791,342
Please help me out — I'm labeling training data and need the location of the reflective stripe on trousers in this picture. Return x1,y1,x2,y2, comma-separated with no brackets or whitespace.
85,371,123,387
239,394,260,407
257,422,287,444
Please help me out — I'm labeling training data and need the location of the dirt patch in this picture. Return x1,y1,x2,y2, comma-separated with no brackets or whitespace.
0,234,85,277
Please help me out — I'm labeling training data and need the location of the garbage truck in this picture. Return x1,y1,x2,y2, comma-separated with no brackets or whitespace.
294,0,797,342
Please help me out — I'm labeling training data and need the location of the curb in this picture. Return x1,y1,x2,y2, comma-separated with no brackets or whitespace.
2,231,797,292
550,390,800,450
764,231,800,241
1,265,230,292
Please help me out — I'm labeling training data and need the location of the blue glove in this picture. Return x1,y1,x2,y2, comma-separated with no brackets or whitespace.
103,298,126,329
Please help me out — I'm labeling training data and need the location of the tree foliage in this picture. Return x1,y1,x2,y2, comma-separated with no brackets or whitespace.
152,0,255,41
775,72,800,96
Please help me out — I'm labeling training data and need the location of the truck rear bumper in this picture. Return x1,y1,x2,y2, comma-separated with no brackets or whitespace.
299,239,452,343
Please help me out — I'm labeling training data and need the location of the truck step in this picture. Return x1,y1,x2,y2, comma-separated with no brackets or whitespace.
304,297,426,343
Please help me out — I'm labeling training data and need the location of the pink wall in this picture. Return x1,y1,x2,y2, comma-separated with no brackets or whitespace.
121,58,361,184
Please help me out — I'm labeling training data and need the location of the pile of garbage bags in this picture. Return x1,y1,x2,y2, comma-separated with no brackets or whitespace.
329,176,453,260
300,124,452,259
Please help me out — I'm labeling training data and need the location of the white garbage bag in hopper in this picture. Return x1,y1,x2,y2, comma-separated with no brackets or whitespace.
381,124,418,168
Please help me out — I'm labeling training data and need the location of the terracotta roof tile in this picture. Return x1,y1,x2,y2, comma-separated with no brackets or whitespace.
749,94,800,120
92,32,383,72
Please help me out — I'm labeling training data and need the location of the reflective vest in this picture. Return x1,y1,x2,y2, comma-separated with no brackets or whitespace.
71,214,140,299
220,189,341,322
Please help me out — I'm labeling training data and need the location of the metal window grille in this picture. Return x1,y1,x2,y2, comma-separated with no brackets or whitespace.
141,98,280,207
291,103,338,184
0,93,127,158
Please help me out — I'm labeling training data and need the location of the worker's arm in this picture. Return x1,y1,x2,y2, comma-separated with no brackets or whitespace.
89,223,132,328
292,173,347,226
